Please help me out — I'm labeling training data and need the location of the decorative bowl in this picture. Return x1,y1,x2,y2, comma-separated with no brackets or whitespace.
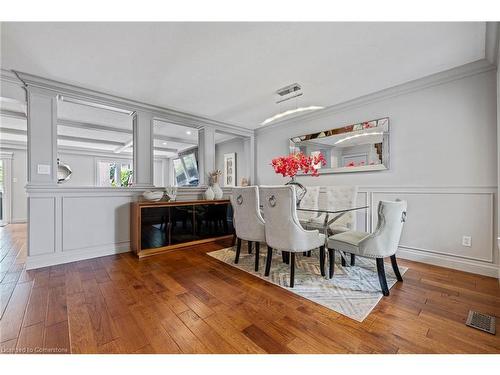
142,190,164,201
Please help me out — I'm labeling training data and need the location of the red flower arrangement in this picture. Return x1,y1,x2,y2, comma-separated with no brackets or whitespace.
271,152,326,177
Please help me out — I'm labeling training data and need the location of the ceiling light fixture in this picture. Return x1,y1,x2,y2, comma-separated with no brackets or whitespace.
261,105,324,126
186,130,192,135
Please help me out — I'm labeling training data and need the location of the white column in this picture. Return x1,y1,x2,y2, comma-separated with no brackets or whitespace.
26,87,58,186
198,127,215,185
133,110,154,187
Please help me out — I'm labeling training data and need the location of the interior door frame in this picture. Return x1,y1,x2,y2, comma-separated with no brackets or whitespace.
0,152,13,226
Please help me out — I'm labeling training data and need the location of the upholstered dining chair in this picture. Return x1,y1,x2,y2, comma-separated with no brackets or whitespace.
230,186,266,272
260,185,326,288
296,186,320,223
327,200,407,296
305,185,358,264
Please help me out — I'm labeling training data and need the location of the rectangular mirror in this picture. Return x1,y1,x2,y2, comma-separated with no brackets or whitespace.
290,117,389,174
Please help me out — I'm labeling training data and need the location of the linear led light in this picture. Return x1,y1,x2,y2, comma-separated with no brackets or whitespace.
335,132,383,145
260,105,324,126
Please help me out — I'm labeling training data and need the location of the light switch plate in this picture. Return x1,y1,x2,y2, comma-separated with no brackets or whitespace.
37,164,51,175
12,177,18,183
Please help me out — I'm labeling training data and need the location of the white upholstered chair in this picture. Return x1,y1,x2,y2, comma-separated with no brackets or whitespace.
260,185,326,287
296,186,320,223
230,186,266,272
305,185,358,264
307,185,358,234
327,200,407,296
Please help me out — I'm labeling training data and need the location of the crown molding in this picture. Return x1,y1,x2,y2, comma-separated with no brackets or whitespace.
255,59,496,135
0,68,22,85
13,70,253,138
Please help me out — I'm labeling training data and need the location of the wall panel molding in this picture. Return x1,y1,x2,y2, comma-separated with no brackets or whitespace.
317,185,498,277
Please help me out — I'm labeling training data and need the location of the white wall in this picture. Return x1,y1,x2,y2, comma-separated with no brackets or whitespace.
256,69,499,277
215,137,248,187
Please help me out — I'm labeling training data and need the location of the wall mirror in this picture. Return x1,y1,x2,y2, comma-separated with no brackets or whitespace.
290,117,389,174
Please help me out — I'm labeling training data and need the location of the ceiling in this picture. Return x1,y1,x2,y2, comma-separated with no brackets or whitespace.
0,22,487,129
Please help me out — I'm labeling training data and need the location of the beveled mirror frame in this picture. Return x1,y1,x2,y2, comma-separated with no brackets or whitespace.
290,117,390,175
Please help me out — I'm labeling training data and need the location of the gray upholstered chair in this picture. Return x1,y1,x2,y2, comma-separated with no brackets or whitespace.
296,186,320,223
260,185,326,288
304,185,358,263
327,200,407,296
230,186,266,272
305,185,358,234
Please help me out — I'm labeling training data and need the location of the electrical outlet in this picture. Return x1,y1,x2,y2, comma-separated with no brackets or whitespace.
462,236,472,247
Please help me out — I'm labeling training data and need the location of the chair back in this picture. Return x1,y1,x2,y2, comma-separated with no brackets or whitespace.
230,186,265,242
362,200,407,257
297,186,320,222
260,185,320,251
324,185,358,230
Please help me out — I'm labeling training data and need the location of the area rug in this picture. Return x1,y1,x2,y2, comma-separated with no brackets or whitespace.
207,244,407,322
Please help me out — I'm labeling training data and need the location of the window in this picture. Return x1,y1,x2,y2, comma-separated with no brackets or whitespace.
97,161,133,187
173,152,199,186
173,158,187,186
181,152,199,185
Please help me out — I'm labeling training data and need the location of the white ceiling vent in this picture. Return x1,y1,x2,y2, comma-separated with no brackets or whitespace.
276,83,302,103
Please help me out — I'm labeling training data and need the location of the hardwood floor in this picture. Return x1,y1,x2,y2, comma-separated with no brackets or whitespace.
0,223,499,354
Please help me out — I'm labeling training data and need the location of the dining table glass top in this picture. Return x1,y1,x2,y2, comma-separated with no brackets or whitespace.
296,206,368,214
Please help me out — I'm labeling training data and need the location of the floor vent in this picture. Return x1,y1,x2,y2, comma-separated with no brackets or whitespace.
465,310,496,335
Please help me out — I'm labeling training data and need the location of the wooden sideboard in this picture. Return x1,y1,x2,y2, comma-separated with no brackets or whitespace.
131,199,234,258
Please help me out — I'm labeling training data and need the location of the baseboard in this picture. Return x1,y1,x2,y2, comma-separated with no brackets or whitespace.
26,242,131,270
397,247,500,278
10,219,27,224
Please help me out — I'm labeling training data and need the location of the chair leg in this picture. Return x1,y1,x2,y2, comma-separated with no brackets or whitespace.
376,258,390,296
307,250,312,257
319,246,325,277
341,254,346,267
248,241,253,254
281,251,287,263
231,233,237,247
290,252,296,288
265,246,273,276
350,254,356,266
303,252,307,256
254,242,260,272
284,251,290,264
235,238,242,264
328,248,335,278
390,255,403,282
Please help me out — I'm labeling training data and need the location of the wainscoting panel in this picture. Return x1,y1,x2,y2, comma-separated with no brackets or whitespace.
371,191,494,263
28,197,56,256
62,196,132,252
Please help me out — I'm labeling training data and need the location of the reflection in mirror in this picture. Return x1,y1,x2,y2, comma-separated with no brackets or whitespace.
57,159,72,183
290,117,389,174
215,130,248,187
153,121,199,187
56,97,134,187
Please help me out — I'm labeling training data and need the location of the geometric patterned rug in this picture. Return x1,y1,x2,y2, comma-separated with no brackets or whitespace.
207,243,407,322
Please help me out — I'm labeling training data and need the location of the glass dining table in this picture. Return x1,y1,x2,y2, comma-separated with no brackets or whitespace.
297,205,369,264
